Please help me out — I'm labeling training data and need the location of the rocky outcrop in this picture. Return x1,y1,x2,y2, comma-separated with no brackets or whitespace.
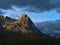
0,15,17,24
3,14,41,34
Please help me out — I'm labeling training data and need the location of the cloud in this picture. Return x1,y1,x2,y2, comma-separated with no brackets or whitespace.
0,10,3,14
37,20,60,30
0,0,60,12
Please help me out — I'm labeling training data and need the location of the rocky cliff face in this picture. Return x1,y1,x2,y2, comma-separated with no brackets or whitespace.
16,14,40,33
2,14,40,34
0,15,17,25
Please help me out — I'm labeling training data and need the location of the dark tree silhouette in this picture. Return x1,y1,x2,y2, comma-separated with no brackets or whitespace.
0,25,5,40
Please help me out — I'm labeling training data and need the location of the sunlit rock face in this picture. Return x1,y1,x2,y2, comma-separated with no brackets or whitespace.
17,14,40,33
18,14,33,28
0,14,41,35
0,15,16,25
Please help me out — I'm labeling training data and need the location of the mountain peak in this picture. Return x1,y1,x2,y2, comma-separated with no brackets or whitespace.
1,14,41,34
18,14,34,28
21,14,28,18
19,14,29,21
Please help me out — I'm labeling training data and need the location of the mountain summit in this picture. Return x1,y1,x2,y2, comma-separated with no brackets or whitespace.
2,14,40,34
17,14,40,33
18,14,33,28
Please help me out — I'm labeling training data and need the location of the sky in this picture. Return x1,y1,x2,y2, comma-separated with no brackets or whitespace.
0,0,60,22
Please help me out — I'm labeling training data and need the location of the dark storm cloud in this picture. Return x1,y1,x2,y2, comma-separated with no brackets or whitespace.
38,20,60,30
0,0,60,12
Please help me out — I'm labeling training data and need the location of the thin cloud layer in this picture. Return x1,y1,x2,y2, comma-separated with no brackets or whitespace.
0,11,3,14
0,0,60,12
